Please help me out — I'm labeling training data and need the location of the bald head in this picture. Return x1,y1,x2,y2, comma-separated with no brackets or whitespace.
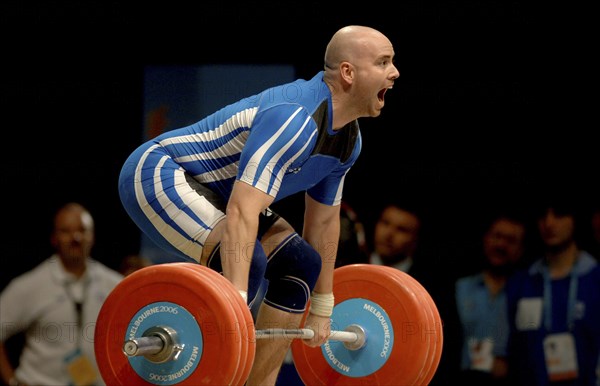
51,202,95,273
324,25,392,70
54,202,94,231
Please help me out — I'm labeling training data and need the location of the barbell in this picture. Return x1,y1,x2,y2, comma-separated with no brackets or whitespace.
94,263,443,385
124,325,366,357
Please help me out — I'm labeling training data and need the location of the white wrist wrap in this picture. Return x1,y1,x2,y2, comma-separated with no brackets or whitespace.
239,290,248,303
309,292,334,317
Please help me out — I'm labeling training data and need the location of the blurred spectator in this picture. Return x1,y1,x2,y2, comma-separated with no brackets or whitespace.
455,213,526,385
119,254,152,276
367,200,461,385
504,196,600,385
368,201,420,271
0,203,123,386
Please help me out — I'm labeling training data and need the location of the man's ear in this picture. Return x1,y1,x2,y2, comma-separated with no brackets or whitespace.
340,62,355,84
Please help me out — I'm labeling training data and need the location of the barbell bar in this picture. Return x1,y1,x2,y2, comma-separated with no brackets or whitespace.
123,325,366,361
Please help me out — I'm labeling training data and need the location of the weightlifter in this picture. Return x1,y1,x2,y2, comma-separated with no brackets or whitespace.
118,25,399,385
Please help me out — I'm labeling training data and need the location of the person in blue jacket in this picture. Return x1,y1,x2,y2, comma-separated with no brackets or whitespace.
504,197,600,385
455,213,526,385
118,25,399,385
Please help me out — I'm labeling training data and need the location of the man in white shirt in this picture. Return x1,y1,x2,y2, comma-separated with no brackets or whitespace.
0,202,123,386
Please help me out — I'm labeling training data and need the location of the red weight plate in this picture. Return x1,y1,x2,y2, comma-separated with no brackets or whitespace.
292,264,432,385
421,294,443,385
177,263,255,386
376,266,435,385
385,267,443,385
356,266,444,386
402,270,443,385
222,277,256,385
95,263,241,385
359,265,439,386
172,263,246,386
222,273,256,386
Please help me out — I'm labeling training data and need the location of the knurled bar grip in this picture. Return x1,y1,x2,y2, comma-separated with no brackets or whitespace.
254,328,358,342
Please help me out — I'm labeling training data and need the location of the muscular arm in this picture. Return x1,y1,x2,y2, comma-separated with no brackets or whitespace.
220,181,274,293
302,194,341,295
301,193,341,345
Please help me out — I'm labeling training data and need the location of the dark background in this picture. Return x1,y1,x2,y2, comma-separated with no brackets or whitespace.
4,1,597,289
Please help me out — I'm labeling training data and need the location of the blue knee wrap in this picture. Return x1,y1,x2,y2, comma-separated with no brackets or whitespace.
264,233,322,313
207,241,267,308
